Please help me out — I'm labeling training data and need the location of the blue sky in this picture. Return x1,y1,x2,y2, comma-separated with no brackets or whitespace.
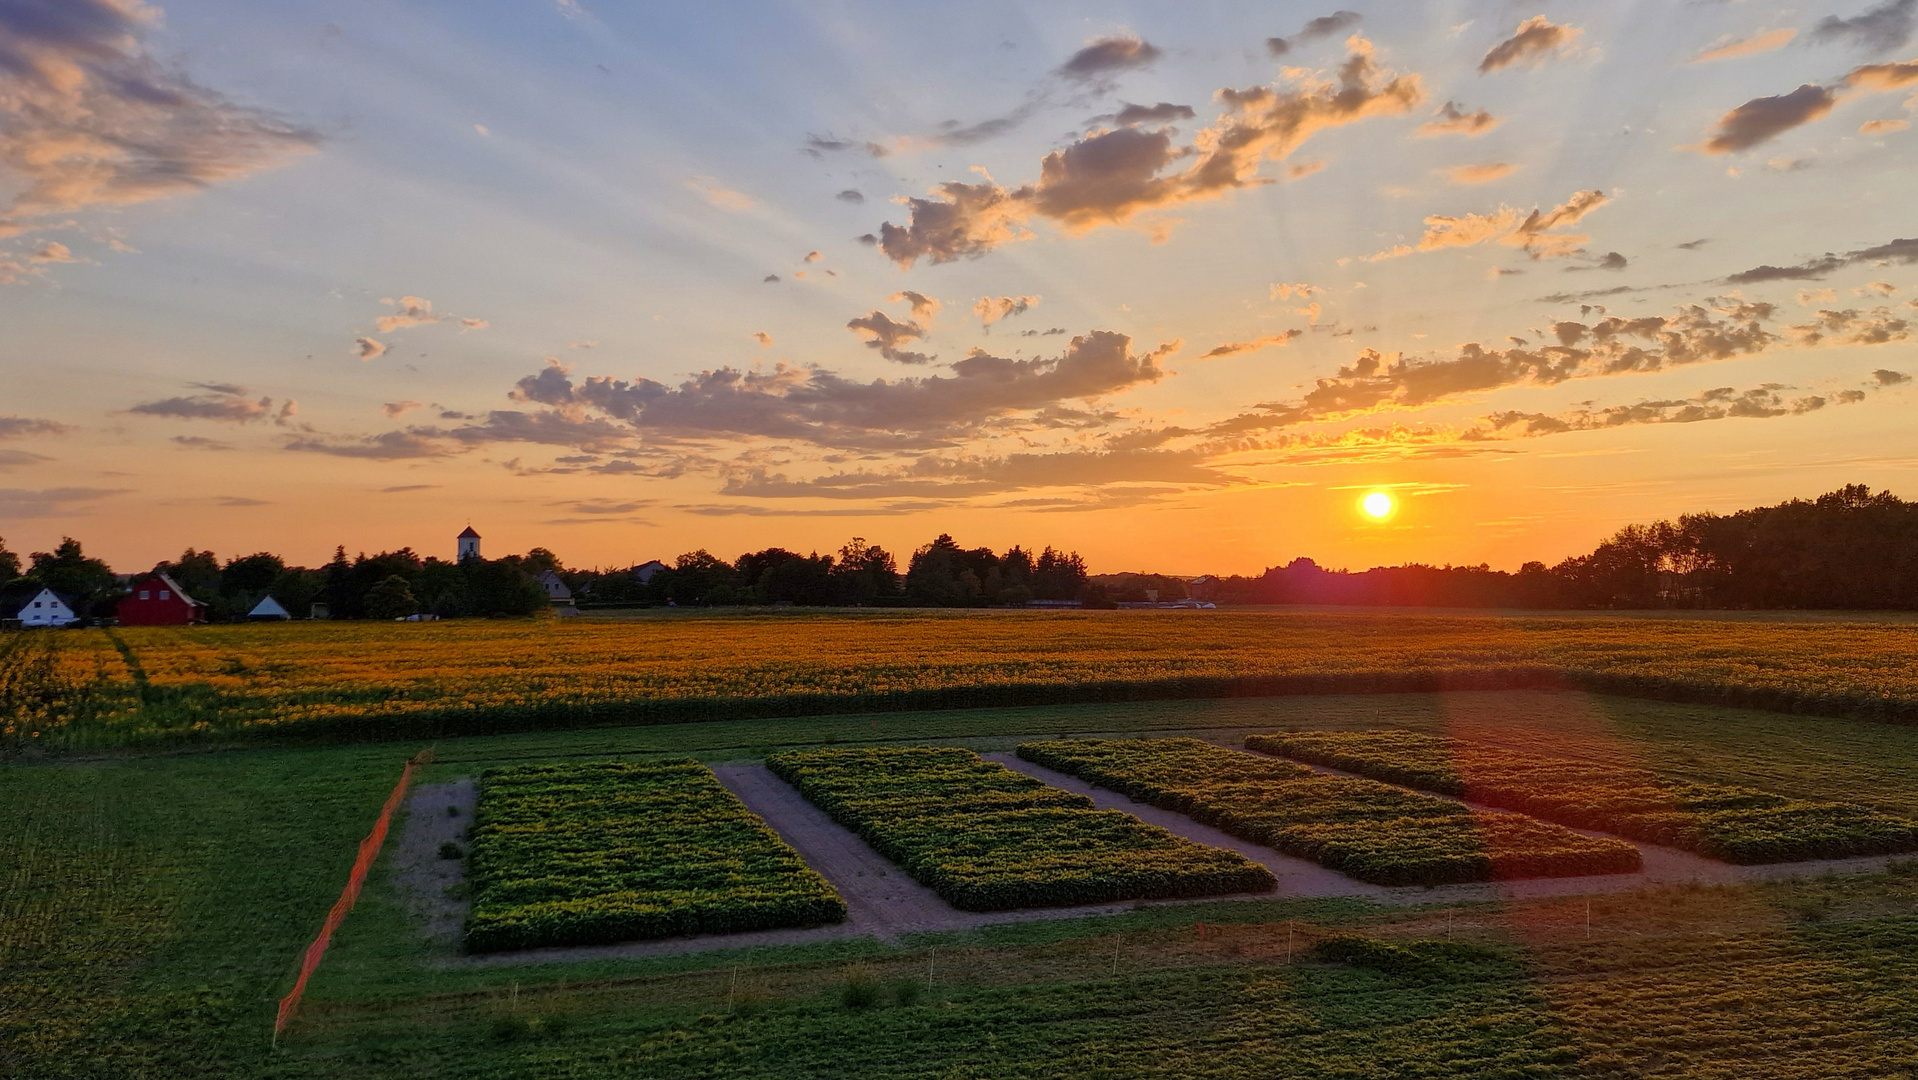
2,0,1915,573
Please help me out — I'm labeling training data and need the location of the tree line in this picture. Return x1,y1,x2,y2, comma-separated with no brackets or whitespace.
6,484,1917,620
1198,485,1918,610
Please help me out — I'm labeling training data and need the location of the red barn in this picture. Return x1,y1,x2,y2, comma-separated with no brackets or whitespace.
117,572,207,626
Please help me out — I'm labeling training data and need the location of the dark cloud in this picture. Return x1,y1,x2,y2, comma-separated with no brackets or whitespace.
1566,251,1629,273
1417,100,1500,137
847,309,933,364
1811,0,1916,54
129,387,278,423
0,448,50,468
1875,368,1913,384
1699,84,1837,153
285,431,449,459
1201,330,1302,358
878,39,1421,267
1267,10,1362,55
1473,383,1843,439
763,274,781,283
1724,236,1918,282
170,435,232,450
1678,238,1711,250
1788,306,1912,345
1108,101,1197,126
1479,16,1582,74
804,134,887,158
0,416,70,438
0,0,316,218
0,486,125,518
723,446,1231,501
1056,35,1162,83
509,331,1175,450
835,189,864,203
1021,327,1070,337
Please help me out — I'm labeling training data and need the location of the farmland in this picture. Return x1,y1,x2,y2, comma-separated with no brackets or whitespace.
765,746,1274,909
12,608,1918,748
1250,730,1918,864
10,648,1918,1076
1018,738,1639,885
463,760,844,953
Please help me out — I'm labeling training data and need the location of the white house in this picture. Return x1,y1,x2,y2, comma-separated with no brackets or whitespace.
3,587,80,628
536,570,580,616
248,595,291,621
633,559,668,584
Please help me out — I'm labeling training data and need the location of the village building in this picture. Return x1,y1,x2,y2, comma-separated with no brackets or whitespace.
116,572,207,626
457,526,482,561
248,596,291,621
1,587,82,628
537,570,580,616
633,559,668,584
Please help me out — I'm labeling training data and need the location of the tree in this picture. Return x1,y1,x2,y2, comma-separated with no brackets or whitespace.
161,549,223,603
831,538,899,605
0,536,18,585
28,538,118,617
363,575,419,620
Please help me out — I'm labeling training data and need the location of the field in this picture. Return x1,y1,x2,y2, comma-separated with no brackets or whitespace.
463,759,845,953
12,608,1918,748
10,607,1918,1077
765,746,1274,909
1250,730,1918,864
1018,738,1639,885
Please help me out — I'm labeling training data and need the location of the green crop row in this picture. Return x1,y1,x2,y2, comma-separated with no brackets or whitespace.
1016,738,1641,886
1248,729,1918,864
763,746,1274,910
464,758,845,952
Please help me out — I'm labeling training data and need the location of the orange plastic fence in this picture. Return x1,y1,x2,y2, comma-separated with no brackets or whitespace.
274,750,432,1039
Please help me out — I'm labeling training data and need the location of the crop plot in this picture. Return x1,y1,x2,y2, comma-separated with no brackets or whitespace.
464,759,845,952
1018,738,1640,886
1249,730,1918,865
764,746,1275,910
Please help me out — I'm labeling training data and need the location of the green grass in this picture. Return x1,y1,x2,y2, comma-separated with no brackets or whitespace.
6,688,1918,1077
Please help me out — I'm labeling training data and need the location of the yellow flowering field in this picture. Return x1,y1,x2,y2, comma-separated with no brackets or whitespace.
10,609,1918,746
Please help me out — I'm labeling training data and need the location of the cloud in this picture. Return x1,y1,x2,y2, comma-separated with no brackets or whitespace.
170,435,231,450
459,317,488,330
555,0,588,20
1724,235,1918,282
29,241,81,263
1202,330,1303,358
0,486,124,518
1057,35,1162,83
1370,188,1609,261
1269,282,1321,301
804,251,822,263
764,274,781,283
1698,84,1838,153
847,310,933,364
877,38,1422,267
1691,28,1798,63
1859,280,1900,294
0,416,71,439
355,336,388,360
1798,287,1839,304
285,431,448,459
1267,11,1363,56
752,331,773,347
974,294,1040,325
1812,0,1916,54
1473,383,1842,438
1418,100,1500,136
382,401,425,418
129,385,278,422
1844,58,1918,90
1787,305,1912,345
1022,327,1069,337
1108,102,1197,126
376,296,437,332
687,176,753,210
1862,117,1911,132
508,331,1176,449
1875,368,1912,383
1479,17,1582,74
891,290,941,320
381,484,438,493
805,135,888,159
1439,162,1516,184
836,189,865,203
0,0,316,219
724,446,1233,501
1286,160,1326,179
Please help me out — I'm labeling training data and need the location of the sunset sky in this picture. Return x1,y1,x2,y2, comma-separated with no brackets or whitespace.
3,0,1916,575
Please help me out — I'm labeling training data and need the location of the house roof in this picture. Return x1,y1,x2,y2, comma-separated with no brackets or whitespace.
249,595,290,617
129,571,204,607
458,526,481,538
0,585,74,619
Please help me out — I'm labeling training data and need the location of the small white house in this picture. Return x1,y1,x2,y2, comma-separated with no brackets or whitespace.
5,587,80,628
248,595,291,621
633,559,669,584
537,570,580,616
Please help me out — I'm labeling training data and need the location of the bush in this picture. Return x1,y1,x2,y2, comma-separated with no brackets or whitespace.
1250,730,1918,865
839,967,881,1010
1019,738,1639,886
438,841,463,860
766,746,1274,911
463,759,846,953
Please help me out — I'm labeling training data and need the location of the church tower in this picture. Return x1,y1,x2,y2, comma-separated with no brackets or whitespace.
458,525,481,561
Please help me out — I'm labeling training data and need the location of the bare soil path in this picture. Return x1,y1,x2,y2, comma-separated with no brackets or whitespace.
391,777,476,945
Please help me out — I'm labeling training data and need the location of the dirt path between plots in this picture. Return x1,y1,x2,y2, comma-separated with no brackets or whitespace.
391,778,475,945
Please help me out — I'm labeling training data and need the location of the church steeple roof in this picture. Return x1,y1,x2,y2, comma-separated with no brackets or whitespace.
458,526,481,539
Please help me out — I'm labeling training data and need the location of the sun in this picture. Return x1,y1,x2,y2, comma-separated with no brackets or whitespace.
1360,490,1396,521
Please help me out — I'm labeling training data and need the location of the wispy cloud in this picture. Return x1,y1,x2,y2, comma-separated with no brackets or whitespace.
1690,28,1797,63
1478,17,1582,74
